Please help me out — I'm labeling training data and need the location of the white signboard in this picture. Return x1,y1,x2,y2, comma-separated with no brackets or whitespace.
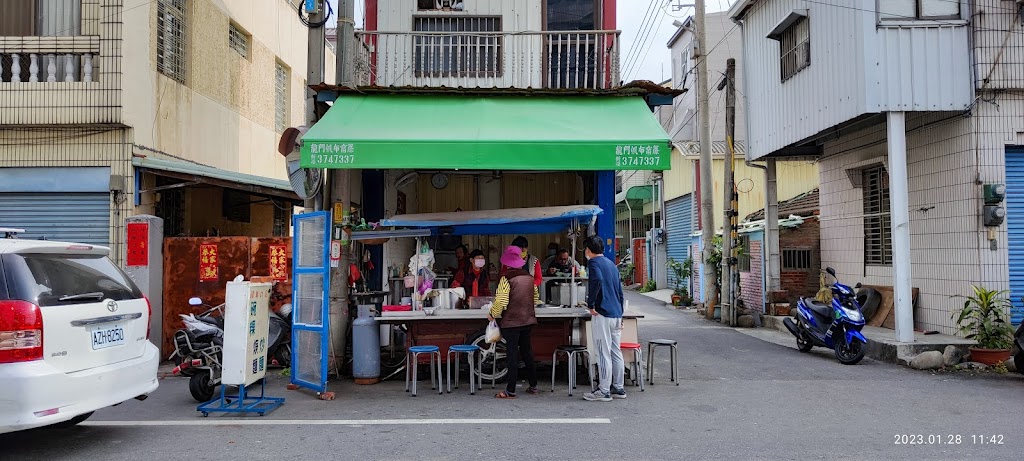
222,281,272,387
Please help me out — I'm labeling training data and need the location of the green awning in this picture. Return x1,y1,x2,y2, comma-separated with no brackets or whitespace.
615,185,654,204
300,95,671,171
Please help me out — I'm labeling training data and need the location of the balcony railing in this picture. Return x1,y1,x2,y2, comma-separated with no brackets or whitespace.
0,37,99,83
353,30,621,90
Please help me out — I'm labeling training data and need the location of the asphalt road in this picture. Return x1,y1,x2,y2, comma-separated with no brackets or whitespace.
4,292,1023,461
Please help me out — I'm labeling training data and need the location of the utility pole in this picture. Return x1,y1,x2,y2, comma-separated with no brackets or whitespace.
305,0,326,212
327,0,357,378
722,58,736,326
696,0,717,319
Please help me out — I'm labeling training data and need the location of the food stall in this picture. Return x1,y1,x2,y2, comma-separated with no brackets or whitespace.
353,205,642,382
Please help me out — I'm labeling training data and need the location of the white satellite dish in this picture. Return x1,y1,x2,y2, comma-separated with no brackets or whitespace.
278,126,322,200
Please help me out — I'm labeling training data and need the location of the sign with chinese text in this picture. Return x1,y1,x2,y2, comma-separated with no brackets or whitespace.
222,281,272,387
199,244,219,282
269,245,288,281
126,222,149,267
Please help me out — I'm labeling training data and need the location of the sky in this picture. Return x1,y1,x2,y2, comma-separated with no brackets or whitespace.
324,0,731,84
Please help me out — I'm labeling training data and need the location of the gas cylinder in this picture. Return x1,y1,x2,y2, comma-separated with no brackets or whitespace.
352,304,381,380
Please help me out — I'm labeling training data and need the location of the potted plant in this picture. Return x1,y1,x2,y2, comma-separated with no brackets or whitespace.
668,257,694,306
953,285,1015,366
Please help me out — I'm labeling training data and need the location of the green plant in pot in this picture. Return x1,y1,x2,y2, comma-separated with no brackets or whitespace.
952,285,1014,366
667,257,694,306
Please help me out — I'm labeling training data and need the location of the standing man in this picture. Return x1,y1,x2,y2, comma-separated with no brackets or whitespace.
582,236,626,402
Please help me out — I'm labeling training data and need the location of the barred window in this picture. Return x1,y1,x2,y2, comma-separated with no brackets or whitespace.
737,235,751,273
273,202,291,237
779,16,809,82
275,61,289,133
879,0,960,21
863,166,892,266
413,17,502,77
228,22,249,59
782,249,812,270
157,0,187,83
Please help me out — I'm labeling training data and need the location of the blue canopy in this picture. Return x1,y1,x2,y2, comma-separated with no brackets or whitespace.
378,205,603,236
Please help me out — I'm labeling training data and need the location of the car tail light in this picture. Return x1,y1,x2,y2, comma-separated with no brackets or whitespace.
0,300,43,364
144,296,152,340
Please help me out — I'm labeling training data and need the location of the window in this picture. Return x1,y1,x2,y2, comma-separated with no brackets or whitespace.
155,177,185,237
863,166,892,266
680,49,691,81
273,203,291,237
157,0,187,83
879,0,960,21
737,235,752,273
3,254,144,307
222,190,251,223
779,16,809,82
417,0,465,11
413,17,502,77
545,0,598,31
275,61,289,133
782,249,812,270
0,0,82,36
228,22,250,59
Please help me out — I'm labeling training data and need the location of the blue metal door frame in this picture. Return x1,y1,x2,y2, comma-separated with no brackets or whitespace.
291,211,332,392
1006,147,1024,325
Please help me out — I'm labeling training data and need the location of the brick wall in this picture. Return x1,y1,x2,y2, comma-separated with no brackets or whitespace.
780,218,822,304
739,239,763,311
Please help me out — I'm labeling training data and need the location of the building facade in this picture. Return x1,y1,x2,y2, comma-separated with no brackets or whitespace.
1,0,333,263
730,0,1024,336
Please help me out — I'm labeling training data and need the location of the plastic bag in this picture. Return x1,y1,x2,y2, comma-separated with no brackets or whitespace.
485,320,501,343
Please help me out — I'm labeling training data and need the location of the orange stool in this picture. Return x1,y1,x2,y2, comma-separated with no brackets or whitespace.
620,342,645,392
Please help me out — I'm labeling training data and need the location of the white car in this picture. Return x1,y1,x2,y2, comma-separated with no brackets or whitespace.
0,237,159,434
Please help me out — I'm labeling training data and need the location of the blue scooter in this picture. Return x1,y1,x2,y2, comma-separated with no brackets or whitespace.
783,267,868,365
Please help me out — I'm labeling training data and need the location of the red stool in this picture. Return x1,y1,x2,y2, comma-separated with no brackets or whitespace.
620,342,645,392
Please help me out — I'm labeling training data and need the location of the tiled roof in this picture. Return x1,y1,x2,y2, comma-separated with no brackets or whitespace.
744,188,819,222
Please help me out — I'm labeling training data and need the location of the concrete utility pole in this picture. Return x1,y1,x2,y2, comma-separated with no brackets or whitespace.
722,58,736,326
305,0,326,212
328,0,358,377
696,0,717,317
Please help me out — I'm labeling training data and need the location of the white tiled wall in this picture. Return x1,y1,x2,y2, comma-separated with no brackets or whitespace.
818,92,1024,335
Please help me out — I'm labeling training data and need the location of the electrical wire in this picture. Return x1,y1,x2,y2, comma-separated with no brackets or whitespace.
622,0,662,78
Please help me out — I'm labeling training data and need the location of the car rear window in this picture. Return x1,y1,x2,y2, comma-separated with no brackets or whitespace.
2,253,144,307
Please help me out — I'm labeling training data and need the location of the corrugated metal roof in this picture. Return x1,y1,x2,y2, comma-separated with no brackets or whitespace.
677,140,746,156
132,156,299,200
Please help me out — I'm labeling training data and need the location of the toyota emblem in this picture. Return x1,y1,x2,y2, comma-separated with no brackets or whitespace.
106,300,118,313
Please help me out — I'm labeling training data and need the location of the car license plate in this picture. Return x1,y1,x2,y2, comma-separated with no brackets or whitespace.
91,324,125,350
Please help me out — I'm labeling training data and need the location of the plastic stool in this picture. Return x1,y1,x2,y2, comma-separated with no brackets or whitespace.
646,339,679,385
405,345,443,396
550,345,592,396
620,342,645,392
447,344,482,395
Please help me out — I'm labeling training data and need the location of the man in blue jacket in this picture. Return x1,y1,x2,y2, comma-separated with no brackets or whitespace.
582,235,626,402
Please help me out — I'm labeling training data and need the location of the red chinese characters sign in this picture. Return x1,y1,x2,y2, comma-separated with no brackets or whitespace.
126,222,149,266
269,245,288,281
199,244,219,282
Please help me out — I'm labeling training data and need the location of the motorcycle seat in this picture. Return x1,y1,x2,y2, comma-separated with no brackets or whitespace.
802,298,833,319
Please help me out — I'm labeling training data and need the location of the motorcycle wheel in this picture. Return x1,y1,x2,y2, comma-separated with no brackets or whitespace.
795,320,813,352
835,336,866,365
189,373,217,402
468,330,508,383
274,344,292,368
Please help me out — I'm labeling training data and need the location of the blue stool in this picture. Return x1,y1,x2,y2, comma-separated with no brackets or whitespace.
447,344,482,395
406,345,442,397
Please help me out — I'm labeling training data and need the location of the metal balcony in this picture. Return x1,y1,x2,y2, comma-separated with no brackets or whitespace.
353,30,621,90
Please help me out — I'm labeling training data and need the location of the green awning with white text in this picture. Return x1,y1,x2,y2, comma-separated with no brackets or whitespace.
300,94,671,171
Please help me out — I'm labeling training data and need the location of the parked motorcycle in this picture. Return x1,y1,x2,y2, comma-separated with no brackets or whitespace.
783,267,868,365
168,297,225,402
268,303,292,368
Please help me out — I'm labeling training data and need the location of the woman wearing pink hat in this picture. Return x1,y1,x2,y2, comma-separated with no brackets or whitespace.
488,245,542,399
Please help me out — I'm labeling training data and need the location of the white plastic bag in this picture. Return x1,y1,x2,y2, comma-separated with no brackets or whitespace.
485,320,501,343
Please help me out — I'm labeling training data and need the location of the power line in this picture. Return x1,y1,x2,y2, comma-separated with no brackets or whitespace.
622,0,663,78
628,7,673,81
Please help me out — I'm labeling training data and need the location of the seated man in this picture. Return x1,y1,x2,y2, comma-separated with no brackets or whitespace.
544,249,582,302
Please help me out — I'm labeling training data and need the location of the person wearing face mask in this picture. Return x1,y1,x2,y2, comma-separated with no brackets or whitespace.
541,242,559,269
451,249,491,299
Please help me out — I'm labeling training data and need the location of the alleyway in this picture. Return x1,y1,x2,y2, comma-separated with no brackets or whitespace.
4,292,1022,460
